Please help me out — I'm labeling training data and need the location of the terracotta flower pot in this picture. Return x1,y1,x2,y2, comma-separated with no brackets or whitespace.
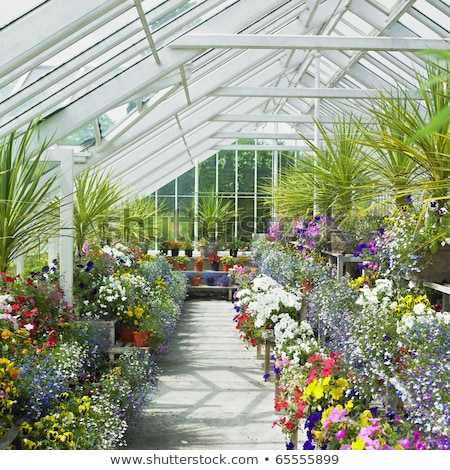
120,326,135,343
133,330,150,347
194,264,203,272
178,263,187,271
190,277,201,286
222,263,232,272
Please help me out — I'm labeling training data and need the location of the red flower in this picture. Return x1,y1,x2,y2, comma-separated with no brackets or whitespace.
23,310,37,318
26,278,33,286
44,336,58,347
285,419,296,430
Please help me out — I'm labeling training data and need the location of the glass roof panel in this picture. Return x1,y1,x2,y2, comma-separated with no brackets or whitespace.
398,11,443,38
0,0,46,28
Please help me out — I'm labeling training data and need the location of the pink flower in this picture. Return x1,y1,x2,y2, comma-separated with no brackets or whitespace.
323,407,347,431
335,429,346,440
398,437,411,449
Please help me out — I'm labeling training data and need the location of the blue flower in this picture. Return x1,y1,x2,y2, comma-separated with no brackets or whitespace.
286,442,295,450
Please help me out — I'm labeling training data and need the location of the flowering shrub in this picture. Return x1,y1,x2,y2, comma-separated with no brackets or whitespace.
0,357,20,435
0,271,74,348
314,406,425,450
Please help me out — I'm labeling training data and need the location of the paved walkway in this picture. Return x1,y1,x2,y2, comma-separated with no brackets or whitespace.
125,298,286,450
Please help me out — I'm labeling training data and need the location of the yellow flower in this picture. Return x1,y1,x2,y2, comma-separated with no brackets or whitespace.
313,383,324,400
351,438,365,450
345,400,354,412
313,430,323,441
1,330,13,340
19,422,32,435
360,409,373,427
331,387,344,400
335,377,348,388
22,438,37,450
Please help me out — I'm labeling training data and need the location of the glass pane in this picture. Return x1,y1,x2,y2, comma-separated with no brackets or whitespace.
218,151,235,193
199,154,216,192
238,197,255,242
238,150,255,193
178,195,194,241
257,150,273,183
178,167,195,195
158,180,175,196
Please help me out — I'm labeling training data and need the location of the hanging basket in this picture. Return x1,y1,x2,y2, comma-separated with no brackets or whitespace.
133,330,150,347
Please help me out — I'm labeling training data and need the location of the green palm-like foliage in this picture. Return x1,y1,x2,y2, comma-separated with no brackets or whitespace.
198,189,236,239
267,115,374,221
359,60,450,200
73,167,128,254
0,121,59,272
115,195,164,245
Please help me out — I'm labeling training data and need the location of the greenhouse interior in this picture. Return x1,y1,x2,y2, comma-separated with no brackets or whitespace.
1,0,450,452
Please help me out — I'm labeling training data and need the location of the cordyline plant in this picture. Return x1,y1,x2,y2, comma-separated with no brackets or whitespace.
0,121,59,272
73,167,128,255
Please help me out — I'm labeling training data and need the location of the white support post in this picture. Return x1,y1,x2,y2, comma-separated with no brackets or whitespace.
194,159,199,246
313,52,321,214
59,150,74,306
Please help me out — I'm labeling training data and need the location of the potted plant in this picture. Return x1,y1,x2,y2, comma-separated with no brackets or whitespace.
185,272,201,286
133,310,164,349
198,237,209,257
203,272,219,286
182,240,194,257
208,253,221,271
220,254,234,271
235,255,249,267
174,254,190,271
167,240,182,256
193,257,204,271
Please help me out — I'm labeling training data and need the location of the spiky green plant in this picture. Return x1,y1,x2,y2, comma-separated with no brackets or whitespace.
266,115,374,221
358,60,450,201
73,167,128,254
0,121,59,272
198,188,236,240
114,195,164,245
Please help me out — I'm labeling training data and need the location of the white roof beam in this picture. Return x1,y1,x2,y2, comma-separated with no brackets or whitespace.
213,114,335,123
0,0,129,88
212,87,418,99
14,0,289,145
214,132,312,140
171,34,450,52
132,0,161,64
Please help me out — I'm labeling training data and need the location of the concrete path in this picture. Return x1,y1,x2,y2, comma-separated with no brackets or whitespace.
125,298,286,450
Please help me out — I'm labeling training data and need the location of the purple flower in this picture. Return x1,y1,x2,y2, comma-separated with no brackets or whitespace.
286,442,295,450
303,440,315,450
